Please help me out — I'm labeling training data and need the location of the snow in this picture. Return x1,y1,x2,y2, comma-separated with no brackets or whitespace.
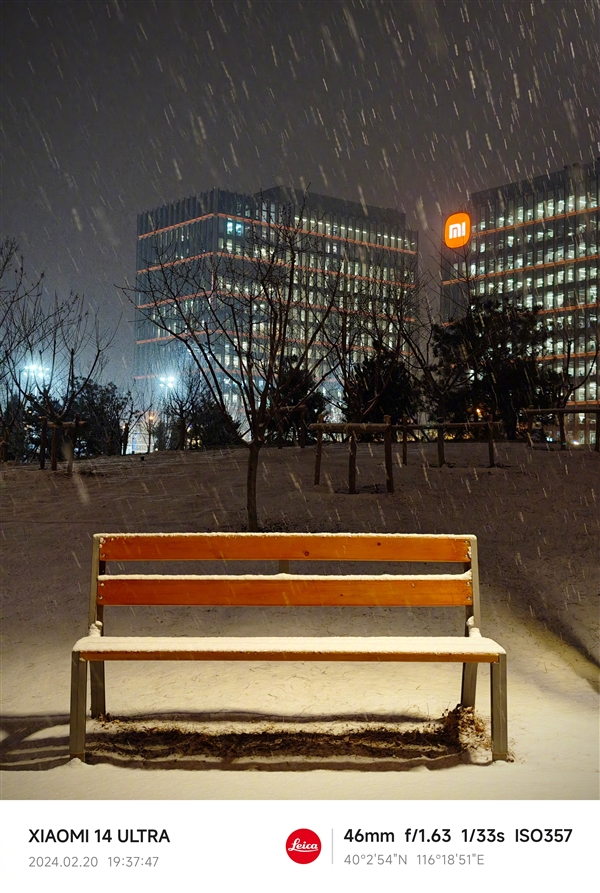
1,440,598,800
73,634,505,657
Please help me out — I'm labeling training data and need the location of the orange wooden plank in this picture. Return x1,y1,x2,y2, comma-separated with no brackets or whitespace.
97,533,471,563
96,575,473,607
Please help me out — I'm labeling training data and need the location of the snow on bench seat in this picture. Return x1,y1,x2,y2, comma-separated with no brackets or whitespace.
74,635,505,663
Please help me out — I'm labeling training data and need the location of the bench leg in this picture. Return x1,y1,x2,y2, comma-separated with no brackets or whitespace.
90,662,106,718
69,652,88,761
461,662,478,708
490,654,508,761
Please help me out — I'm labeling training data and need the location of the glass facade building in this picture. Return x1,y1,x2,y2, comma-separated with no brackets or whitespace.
135,186,418,407
441,160,599,444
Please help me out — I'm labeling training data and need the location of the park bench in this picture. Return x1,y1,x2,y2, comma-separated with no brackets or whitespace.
69,532,508,761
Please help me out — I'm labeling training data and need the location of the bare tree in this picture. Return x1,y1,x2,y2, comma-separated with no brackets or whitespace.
538,325,598,410
1,239,46,455
1,239,117,461
327,251,420,423
157,365,240,450
6,290,115,467
1,238,46,383
129,197,344,529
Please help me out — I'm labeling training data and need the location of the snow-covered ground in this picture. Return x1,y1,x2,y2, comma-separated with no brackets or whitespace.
1,441,598,799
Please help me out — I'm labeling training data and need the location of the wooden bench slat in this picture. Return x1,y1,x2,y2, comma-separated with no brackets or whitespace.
97,574,473,607
75,635,504,663
97,533,472,563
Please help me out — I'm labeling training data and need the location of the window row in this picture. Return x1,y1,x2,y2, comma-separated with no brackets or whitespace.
475,178,599,230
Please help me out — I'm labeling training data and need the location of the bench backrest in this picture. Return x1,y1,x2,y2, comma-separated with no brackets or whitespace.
89,533,481,630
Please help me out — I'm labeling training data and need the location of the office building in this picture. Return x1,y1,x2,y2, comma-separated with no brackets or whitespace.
441,160,599,443
135,187,418,409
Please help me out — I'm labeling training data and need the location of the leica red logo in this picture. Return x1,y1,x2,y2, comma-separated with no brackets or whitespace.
286,828,322,864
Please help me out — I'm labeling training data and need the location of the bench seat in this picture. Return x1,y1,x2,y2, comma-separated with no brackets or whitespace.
73,634,506,662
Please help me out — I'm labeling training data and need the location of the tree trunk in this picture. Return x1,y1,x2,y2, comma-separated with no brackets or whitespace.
40,417,47,469
487,414,495,468
348,431,357,494
246,440,261,531
314,425,323,484
558,413,567,450
437,424,445,468
51,424,60,471
383,415,394,493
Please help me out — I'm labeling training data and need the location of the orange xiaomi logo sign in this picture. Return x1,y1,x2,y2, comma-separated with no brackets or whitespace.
444,212,471,248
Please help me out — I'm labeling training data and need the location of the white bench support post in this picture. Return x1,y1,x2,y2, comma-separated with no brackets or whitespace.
69,652,88,761
490,653,508,760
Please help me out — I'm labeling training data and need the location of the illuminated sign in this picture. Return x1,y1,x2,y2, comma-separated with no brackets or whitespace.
444,212,471,249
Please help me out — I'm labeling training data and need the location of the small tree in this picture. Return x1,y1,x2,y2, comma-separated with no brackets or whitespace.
431,300,548,438
159,368,206,450
343,342,420,427
69,379,139,457
188,390,242,449
159,368,241,450
265,355,327,444
7,290,115,467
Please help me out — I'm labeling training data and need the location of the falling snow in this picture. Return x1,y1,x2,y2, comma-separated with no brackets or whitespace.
1,0,598,381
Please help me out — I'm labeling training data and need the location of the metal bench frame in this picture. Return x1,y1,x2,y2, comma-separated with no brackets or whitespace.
69,532,508,761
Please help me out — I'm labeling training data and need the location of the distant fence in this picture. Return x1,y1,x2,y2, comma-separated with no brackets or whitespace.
309,414,501,494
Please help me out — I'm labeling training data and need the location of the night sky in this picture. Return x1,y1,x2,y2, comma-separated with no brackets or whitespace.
1,0,598,384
